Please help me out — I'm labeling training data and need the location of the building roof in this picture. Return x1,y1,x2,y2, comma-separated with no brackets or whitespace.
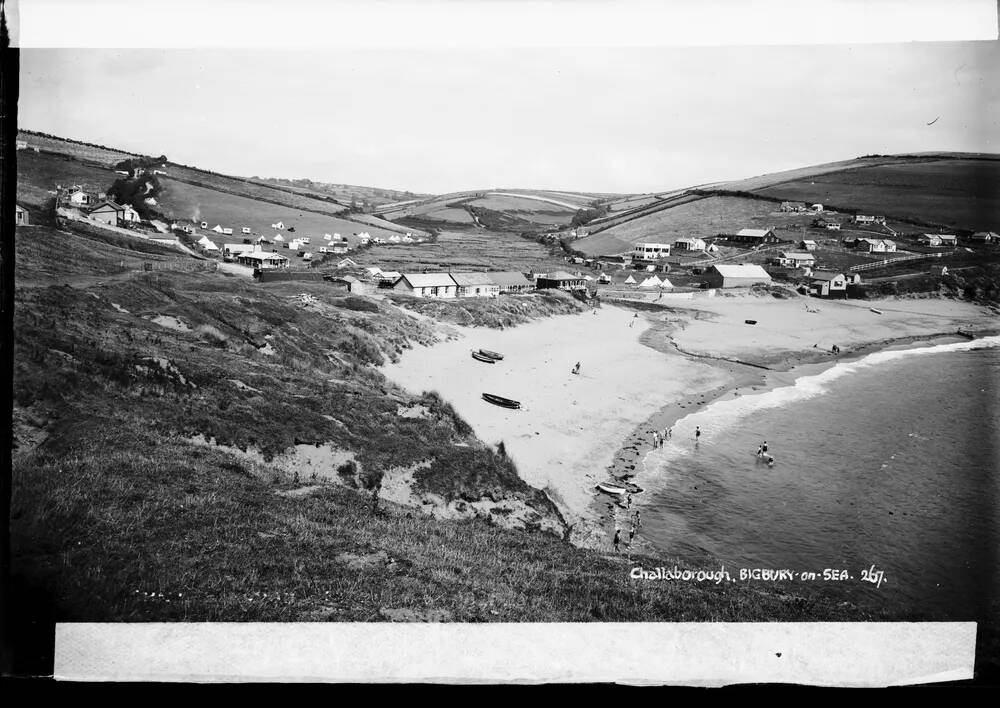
88,200,124,212
450,272,497,287
800,239,817,245
487,271,533,287
335,275,361,283
780,251,815,260
810,271,844,282
399,273,457,288
709,264,772,279
540,270,584,281
673,237,705,244
735,228,773,237
239,250,289,262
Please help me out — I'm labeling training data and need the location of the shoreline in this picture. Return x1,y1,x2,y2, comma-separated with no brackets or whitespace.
597,310,1000,553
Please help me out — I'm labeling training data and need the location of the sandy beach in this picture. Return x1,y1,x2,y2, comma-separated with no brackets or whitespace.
381,304,728,540
381,292,997,549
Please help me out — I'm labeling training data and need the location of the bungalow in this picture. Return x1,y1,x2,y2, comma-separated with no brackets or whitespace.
775,251,816,268
799,240,817,251
487,271,534,294
729,228,779,245
633,242,671,260
87,200,125,226
237,249,290,270
857,238,897,253
938,235,957,247
969,231,997,244
451,272,500,298
853,215,886,225
810,271,849,299
68,189,96,206
672,237,707,252
15,204,29,226
328,275,370,294
336,258,360,269
704,264,772,289
918,234,943,246
393,273,458,298
536,271,587,291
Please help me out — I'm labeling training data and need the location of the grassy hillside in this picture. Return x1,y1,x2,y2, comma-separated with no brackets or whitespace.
16,150,117,209
18,129,140,166
10,225,904,652
753,158,1000,231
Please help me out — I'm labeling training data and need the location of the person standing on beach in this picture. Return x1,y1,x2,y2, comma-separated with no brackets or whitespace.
634,510,642,528
652,431,659,448
626,493,633,509
695,426,701,442
756,445,763,458
629,526,636,545
762,441,768,455
613,529,621,552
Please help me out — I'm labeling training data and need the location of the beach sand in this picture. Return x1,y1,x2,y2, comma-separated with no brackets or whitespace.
381,291,997,550
381,304,728,544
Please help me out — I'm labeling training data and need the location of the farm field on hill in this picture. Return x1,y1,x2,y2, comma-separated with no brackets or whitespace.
163,165,348,217
412,206,476,224
356,229,567,273
17,131,139,166
573,195,784,256
719,155,922,192
755,159,1000,231
154,178,403,244
465,195,577,225
16,150,118,208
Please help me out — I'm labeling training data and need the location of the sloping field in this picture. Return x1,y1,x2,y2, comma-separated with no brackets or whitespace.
17,130,139,166
754,158,1000,231
718,156,920,192
155,179,402,244
573,195,781,256
414,206,476,224
16,150,118,208
163,164,348,216
465,195,577,225
358,229,567,273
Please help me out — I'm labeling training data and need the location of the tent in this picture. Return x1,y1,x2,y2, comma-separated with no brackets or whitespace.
624,274,637,285
639,275,662,288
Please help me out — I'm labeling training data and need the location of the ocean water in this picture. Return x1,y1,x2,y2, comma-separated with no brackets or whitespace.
637,336,1000,618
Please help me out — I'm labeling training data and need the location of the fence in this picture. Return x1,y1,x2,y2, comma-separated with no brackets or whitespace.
256,270,325,284
849,252,941,273
142,259,218,273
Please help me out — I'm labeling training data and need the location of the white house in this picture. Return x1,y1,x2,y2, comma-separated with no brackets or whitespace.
450,272,500,298
938,235,957,247
776,251,817,268
704,264,773,288
223,243,256,259
68,189,96,206
919,234,943,246
121,205,141,223
632,242,671,260
236,248,290,270
857,238,897,253
393,273,458,298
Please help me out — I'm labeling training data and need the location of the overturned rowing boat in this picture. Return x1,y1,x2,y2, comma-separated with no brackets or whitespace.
482,393,520,409
596,482,627,496
472,350,496,363
479,349,504,360
869,308,883,315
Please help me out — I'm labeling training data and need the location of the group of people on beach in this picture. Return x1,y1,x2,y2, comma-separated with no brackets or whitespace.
613,510,642,552
651,426,672,448
755,440,775,466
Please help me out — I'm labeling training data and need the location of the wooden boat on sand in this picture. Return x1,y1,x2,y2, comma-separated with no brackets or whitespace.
479,349,504,360
482,393,520,409
869,308,883,315
472,350,496,363
596,482,627,496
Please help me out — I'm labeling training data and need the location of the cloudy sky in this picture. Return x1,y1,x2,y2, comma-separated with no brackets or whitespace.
16,5,1000,194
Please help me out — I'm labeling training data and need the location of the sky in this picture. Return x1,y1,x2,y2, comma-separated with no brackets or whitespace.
17,39,1000,194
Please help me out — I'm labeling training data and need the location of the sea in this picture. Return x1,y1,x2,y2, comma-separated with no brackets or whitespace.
636,336,1000,619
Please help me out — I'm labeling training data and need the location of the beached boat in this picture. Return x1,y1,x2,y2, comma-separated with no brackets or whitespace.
596,482,627,496
956,329,975,340
869,308,883,315
745,319,757,325
472,351,496,363
482,393,520,409
478,349,504,360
